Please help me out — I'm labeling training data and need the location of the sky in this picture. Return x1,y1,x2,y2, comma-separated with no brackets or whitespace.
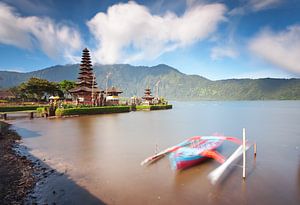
0,0,300,80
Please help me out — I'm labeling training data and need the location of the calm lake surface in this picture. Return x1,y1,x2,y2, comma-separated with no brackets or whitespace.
12,101,300,205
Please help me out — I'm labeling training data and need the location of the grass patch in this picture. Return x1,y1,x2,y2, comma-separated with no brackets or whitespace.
135,105,151,110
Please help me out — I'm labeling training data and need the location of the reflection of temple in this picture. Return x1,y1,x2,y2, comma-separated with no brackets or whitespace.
142,88,154,105
70,48,101,105
105,86,123,105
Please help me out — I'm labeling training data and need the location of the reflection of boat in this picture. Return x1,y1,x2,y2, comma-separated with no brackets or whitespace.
141,136,241,170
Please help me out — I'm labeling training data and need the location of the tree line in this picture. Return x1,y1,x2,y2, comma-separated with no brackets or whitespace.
9,77,76,102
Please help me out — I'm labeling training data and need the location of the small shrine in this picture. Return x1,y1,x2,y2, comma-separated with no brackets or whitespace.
70,48,101,105
142,88,154,105
105,86,123,105
0,90,15,100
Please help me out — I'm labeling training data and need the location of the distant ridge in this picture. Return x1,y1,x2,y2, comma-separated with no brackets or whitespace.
0,64,300,100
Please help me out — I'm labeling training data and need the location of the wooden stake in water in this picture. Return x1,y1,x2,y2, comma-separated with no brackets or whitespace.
254,143,257,157
242,128,246,179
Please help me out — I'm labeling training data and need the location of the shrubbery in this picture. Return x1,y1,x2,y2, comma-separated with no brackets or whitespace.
0,100,8,103
61,104,76,109
36,106,51,117
150,104,172,110
36,104,172,117
135,104,172,111
36,107,45,114
55,106,131,116
135,105,151,110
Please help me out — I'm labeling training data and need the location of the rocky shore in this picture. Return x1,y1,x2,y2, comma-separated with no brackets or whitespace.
0,121,105,205
0,121,54,205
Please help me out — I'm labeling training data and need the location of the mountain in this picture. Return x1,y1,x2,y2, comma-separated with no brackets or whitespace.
0,64,300,100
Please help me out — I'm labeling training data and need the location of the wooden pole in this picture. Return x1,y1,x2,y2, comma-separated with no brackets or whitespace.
242,128,246,179
3,113,7,120
254,143,257,157
29,112,34,119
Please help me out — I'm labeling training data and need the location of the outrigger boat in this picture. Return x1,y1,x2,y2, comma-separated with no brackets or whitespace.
141,136,242,170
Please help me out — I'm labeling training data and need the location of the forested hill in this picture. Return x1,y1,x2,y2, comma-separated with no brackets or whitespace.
0,64,300,100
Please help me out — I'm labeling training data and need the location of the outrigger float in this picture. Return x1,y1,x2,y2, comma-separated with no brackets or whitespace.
141,129,254,184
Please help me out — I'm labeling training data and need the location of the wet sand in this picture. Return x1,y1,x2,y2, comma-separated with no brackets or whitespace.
9,101,300,204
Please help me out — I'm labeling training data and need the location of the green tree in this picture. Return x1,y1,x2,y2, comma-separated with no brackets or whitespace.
58,80,76,98
20,77,62,102
9,86,27,100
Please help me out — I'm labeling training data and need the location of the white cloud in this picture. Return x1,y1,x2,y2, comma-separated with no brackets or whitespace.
0,2,82,62
230,0,282,15
249,25,300,74
231,69,295,79
210,46,238,60
250,0,282,11
87,1,227,64
1,0,53,15
0,67,27,73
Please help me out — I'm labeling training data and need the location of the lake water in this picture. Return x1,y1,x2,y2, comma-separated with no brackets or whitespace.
12,101,300,205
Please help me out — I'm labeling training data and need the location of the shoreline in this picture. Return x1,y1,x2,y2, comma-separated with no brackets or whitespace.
1,104,172,119
0,121,105,205
0,121,36,204
0,121,55,204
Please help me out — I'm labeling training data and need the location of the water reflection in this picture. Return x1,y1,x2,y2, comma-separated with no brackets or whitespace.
19,146,106,205
13,126,41,138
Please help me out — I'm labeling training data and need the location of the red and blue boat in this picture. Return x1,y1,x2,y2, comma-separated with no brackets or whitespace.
141,136,241,170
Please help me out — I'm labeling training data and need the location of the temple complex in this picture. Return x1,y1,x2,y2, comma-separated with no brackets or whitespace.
142,88,155,105
70,48,101,105
67,48,168,107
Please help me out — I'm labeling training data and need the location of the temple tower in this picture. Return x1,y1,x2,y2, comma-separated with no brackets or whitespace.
70,48,101,105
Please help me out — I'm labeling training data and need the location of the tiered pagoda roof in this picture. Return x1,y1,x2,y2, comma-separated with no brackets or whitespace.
106,86,123,96
142,88,154,100
70,48,101,94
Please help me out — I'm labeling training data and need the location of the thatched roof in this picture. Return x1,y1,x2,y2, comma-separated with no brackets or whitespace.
106,86,122,94
0,90,15,99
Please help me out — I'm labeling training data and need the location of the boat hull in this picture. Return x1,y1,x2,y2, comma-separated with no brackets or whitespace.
169,138,224,170
170,153,207,170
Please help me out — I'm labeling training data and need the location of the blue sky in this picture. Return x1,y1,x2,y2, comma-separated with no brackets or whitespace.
0,0,299,80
